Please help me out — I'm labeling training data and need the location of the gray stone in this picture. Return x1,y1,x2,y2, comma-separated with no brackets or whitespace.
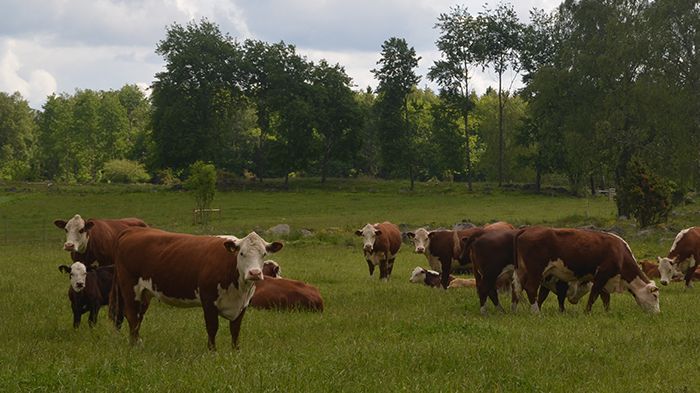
300,228,314,238
268,224,291,235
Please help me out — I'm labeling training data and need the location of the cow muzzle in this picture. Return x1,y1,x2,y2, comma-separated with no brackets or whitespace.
246,268,263,281
73,282,85,292
660,279,669,286
415,247,425,254
363,245,373,253
63,242,75,251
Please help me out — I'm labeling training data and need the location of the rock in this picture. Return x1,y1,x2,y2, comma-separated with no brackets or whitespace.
300,228,314,238
453,221,476,231
268,224,290,235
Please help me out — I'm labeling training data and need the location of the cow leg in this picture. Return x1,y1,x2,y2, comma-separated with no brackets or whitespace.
488,287,504,313
229,307,247,350
600,292,611,311
685,269,695,289
72,305,82,329
202,301,220,351
366,260,375,276
477,282,489,315
387,258,396,278
379,259,389,281
555,281,568,313
88,304,99,327
585,275,609,313
439,257,452,289
118,276,142,345
510,283,519,312
537,285,551,309
523,278,540,314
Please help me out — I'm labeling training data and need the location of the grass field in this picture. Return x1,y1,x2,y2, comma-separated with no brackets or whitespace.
0,179,698,392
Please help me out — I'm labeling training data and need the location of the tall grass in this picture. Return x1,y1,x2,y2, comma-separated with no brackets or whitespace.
0,179,697,392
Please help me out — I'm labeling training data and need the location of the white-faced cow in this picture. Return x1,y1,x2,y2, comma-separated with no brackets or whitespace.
514,227,659,314
54,214,147,266
658,227,700,288
406,221,514,289
111,228,283,350
355,222,401,281
58,262,121,328
409,266,455,287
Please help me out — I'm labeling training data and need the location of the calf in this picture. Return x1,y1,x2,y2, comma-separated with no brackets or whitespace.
355,222,402,281
407,221,514,289
250,277,323,311
111,228,283,350
658,227,700,288
514,227,659,314
54,214,147,266
409,266,455,287
58,262,120,328
262,260,281,278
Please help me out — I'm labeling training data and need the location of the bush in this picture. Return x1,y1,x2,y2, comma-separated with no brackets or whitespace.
102,160,150,183
185,161,216,212
616,157,673,227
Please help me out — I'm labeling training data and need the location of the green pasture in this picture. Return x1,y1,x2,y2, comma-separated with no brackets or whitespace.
0,180,698,392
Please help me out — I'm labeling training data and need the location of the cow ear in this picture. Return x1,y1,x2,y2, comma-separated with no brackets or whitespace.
84,221,95,231
58,265,71,274
223,240,239,253
656,256,661,263
406,232,415,239
54,220,67,229
354,230,363,236
428,232,436,239
375,230,382,236
267,242,283,253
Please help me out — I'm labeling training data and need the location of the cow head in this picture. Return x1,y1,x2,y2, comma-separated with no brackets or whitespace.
263,260,281,278
355,223,380,253
628,277,660,314
657,256,680,285
54,214,94,253
59,262,88,292
406,228,430,254
223,232,283,282
409,266,427,283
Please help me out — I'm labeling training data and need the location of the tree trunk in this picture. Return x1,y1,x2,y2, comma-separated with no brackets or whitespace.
464,67,472,192
284,173,289,189
535,167,542,193
498,71,504,186
409,164,414,191
589,174,595,196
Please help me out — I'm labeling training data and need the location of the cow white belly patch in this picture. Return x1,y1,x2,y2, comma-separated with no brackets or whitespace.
215,282,255,321
134,277,201,307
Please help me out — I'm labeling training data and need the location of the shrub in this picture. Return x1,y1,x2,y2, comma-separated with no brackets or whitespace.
616,157,673,227
185,161,216,212
102,159,150,183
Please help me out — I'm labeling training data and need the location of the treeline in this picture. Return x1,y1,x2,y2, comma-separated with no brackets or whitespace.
1,1,697,204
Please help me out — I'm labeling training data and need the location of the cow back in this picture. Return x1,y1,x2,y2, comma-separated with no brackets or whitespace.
374,222,401,255
251,277,323,311
72,218,148,266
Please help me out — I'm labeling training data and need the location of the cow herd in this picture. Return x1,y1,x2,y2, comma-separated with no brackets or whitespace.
53,213,698,350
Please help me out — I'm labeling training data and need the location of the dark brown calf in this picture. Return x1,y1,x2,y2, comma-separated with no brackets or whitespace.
250,277,323,311
59,262,122,328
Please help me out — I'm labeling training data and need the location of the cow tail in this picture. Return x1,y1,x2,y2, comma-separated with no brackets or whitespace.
108,267,121,327
512,228,527,294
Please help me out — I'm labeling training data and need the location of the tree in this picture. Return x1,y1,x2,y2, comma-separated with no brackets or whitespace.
428,6,482,191
185,161,217,225
479,1,523,185
0,92,38,180
371,37,421,189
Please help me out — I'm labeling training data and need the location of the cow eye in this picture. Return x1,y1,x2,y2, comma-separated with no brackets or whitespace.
239,252,244,257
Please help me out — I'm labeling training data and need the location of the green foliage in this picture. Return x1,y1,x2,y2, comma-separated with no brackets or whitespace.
616,157,674,227
101,159,150,183
185,161,217,212
0,92,38,180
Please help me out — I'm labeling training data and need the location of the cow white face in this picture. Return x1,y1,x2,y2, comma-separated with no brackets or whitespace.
628,277,660,314
263,260,281,278
355,224,380,253
59,262,88,292
406,228,430,254
409,266,427,283
224,232,283,283
54,214,93,253
657,256,679,286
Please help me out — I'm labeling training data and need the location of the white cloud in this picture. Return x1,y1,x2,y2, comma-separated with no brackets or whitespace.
0,39,56,107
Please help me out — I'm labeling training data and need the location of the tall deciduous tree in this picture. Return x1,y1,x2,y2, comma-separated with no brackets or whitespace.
429,6,482,191
0,92,38,180
372,37,421,189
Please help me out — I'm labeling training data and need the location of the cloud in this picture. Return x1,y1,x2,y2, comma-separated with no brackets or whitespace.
0,39,57,107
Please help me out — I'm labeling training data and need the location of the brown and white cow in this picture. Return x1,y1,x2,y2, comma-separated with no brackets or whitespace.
658,227,700,288
111,228,282,350
58,262,121,328
54,214,147,266
409,266,455,287
250,277,323,311
355,222,401,281
407,221,514,289
514,227,659,314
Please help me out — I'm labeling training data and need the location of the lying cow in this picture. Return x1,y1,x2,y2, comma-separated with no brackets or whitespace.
111,228,283,350
447,277,476,288
355,222,401,281
54,214,147,266
409,266,455,287
58,262,120,328
514,227,659,314
262,260,281,278
407,221,514,289
658,227,700,288
250,277,323,311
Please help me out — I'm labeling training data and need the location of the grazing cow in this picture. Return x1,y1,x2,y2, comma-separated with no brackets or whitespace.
407,221,514,289
514,227,659,314
111,228,283,350
409,266,455,287
355,222,401,281
58,262,120,328
658,227,700,288
250,277,323,311
642,259,700,282
54,214,147,266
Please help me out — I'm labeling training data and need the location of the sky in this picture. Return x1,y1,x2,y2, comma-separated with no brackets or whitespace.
0,0,561,109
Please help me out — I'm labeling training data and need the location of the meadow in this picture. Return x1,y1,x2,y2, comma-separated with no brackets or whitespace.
0,179,698,392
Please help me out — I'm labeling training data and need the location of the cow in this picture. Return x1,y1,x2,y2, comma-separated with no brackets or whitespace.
54,214,148,267
58,262,121,328
406,221,514,289
409,266,455,287
111,228,283,350
262,260,281,278
250,277,323,311
513,227,659,314
447,277,477,288
658,227,700,288
355,222,401,281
